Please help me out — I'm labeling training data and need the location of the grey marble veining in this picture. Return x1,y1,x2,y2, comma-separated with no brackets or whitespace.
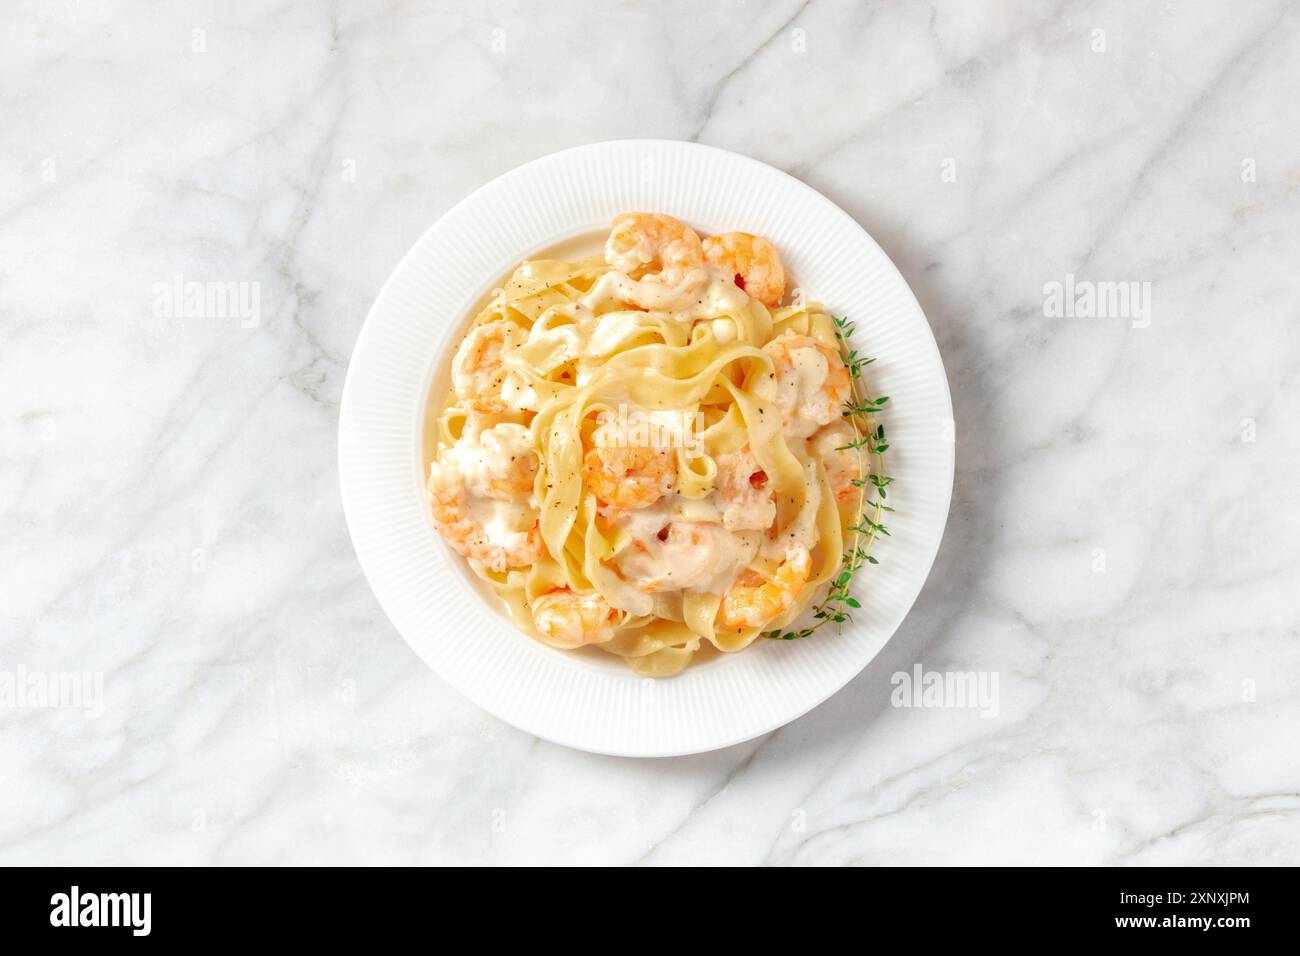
2,0,1298,865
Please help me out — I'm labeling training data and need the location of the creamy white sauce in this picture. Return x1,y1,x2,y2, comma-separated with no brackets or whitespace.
600,577,655,617
609,494,720,542
580,267,748,322
467,495,536,548
776,345,836,438
615,520,759,596
499,370,538,410
711,317,738,343
444,438,492,498
715,484,776,532
710,450,776,531
445,423,536,504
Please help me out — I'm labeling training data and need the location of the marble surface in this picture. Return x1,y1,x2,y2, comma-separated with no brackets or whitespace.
3,0,1298,866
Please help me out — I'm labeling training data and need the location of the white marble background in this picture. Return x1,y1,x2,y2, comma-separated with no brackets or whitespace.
2,0,1298,865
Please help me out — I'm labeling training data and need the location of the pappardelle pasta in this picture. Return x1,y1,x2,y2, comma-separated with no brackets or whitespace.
427,212,885,677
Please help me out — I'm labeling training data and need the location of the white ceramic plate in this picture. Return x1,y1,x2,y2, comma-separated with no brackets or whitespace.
339,140,953,757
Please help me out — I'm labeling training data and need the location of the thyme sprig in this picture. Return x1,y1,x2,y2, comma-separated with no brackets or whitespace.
763,314,893,641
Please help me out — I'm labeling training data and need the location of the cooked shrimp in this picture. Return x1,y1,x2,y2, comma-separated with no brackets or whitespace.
428,460,543,573
763,333,852,438
477,423,538,499
702,232,786,308
810,421,863,505
719,544,812,629
531,588,617,645
605,213,705,287
452,320,535,412
444,422,538,501
715,447,776,531
617,522,741,592
582,421,675,509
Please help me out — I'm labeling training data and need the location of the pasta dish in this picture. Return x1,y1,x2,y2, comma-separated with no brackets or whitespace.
426,213,888,676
